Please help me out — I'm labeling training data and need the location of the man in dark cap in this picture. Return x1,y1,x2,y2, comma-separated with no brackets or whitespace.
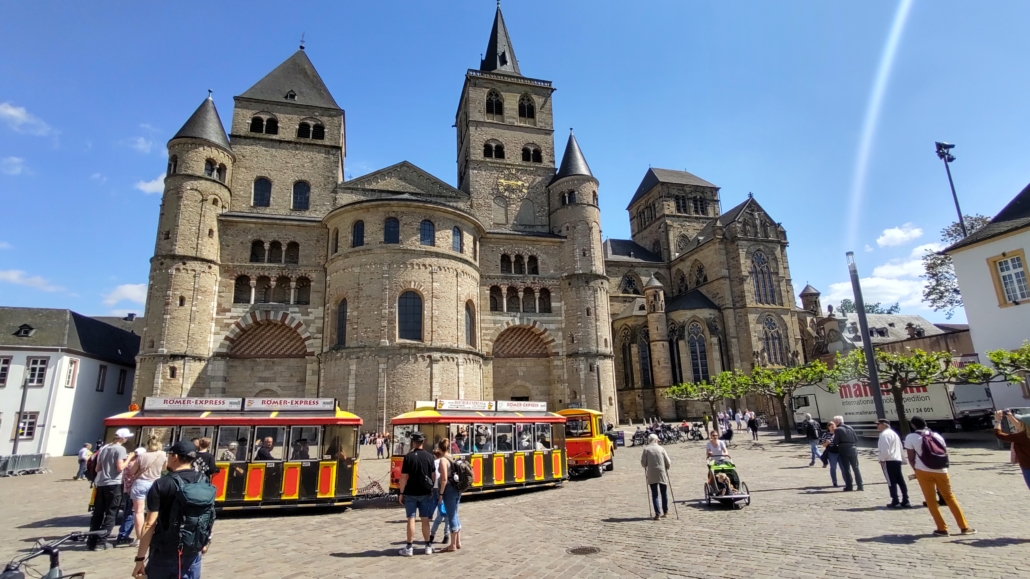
397,431,436,556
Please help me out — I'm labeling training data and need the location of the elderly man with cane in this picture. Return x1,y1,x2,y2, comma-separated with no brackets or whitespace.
641,434,676,520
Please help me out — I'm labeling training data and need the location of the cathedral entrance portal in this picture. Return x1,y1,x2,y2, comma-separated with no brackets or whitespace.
224,320,310,398
491,326,554,405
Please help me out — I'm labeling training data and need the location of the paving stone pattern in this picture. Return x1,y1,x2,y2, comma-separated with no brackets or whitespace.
2,431,1027,579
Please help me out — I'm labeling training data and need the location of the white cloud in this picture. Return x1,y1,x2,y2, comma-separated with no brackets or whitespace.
102,283,147,306
864,244,874,252
134,173,165,194
909,242,944,258
128,136,153,154
139,123,160,133
0,269,64,292
0,241,11,250
876,223,923,247
1,157,26,175
825,277,926,309
91,172,107,184
0,102,54,136
871,259,924,279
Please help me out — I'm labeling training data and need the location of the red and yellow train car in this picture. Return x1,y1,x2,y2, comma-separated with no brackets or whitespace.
557,408,614,477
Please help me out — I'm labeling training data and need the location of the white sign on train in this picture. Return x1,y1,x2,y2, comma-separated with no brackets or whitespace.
435,399,496,411
144,397,244,411
244,398,336,411
495,400,548,412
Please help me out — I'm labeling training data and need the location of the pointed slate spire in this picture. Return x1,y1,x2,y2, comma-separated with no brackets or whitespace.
552,130,593,183
799,284,821,297
480,3,521,75
172,92,231,151
240,50,340,110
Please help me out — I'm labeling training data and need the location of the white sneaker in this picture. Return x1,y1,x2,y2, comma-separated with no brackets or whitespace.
399,545,413,557
424,544,434,555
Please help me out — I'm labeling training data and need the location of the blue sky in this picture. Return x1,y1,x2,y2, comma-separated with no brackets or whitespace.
1,1,1028,323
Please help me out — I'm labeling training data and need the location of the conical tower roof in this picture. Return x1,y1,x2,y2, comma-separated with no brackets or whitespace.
480,3,521,75
645,276,664,289
551,130,594,184
171,93,231,151
239,49,340,110
799,284,821,296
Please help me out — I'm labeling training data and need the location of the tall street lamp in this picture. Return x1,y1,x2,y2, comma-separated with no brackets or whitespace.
935,141,968,237
846,252,886,419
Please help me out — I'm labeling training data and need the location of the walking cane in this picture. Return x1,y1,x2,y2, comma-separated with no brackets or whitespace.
665,468,680,520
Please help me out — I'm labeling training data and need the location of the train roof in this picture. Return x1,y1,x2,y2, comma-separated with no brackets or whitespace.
556,408,604,417
391,408,566,424
103,407,362,427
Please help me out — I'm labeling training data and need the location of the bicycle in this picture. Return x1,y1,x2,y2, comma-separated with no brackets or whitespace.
1,530,106,579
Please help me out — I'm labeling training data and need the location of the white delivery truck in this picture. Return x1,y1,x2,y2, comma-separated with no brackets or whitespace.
791,380,962,433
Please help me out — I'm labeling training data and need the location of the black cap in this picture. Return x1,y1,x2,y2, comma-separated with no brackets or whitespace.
409,431,425,442
168,440,197,458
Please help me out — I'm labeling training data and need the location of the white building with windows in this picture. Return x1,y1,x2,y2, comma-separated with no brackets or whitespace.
0,308,140,456
946,182,1030,410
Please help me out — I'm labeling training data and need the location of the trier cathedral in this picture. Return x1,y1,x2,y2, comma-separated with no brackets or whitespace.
134,6,804,427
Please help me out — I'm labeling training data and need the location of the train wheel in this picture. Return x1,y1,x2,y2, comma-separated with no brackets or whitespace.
741,482,750,506
592,464,604,477
605,456,614,472
704,484,711,507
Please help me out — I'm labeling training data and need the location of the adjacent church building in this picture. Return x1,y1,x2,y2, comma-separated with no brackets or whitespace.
134,6,805,428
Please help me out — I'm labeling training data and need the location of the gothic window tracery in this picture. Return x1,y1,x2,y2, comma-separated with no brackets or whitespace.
688,322,710,382
751,251,777,304
675,270,687,295
763,316,786,366
517,94,535,124
485,90,504,121
694,263,708,287
669,323,684,384
639,329,654,387
620,331,635,390
621,274,641,295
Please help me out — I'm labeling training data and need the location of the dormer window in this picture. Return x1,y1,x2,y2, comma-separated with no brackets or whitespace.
14,324,34,337
285,90,297,101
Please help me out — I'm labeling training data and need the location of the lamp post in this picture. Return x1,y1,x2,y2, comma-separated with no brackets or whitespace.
935,142,968,238
846,252,886,419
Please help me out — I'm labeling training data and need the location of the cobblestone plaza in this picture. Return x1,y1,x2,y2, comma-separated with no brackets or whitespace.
2,431,1026,579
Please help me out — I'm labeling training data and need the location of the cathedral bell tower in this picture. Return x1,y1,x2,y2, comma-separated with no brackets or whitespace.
643,276,676,419
134,94,233,401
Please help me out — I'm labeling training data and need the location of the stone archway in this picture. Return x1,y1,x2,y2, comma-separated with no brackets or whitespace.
491,325,554,403
223,320,308,398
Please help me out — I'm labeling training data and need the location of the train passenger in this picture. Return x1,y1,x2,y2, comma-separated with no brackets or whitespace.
255,437,276,461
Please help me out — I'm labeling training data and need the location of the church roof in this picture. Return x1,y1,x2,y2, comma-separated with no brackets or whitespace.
239,49,340,110
799,284,821,296
604,239,663,263
945,181,1030,253
644,276,663,288
551,131,593,184
626,168,718,210
667,289,720,312
480,4,521,75
171,95,231,150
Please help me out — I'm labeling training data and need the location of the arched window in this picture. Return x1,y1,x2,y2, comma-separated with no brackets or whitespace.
255,276,272,303
489,286,503,312
675,270,687,295
567,190,576,204
331,229,339,254
688,322,710,382
674,195,687,214
492,197,507,224
514,255,525,274
485,90,503,120
167,155,178,175
522,288,536,313
212,198,219,207
465,302,475,346
419,220,435,246
292,182,310,211
169,367,177,379
253,178,272,207
518,94,535,124
297,122,311,139
692,197,708,215
178,296,186,307
398,291,423,341
694,263,708,287
532,149,542,163
494,144,505,159
639,329,654,387
311,124,325,140
621,336,635,389
751,251,777,304
204,160,215,177
522,147,532,162
621,275,641,295
295,276,311,304
267,241,283,263
452,227,462,253
500,254,512,274
272,276,290,303
384,218,400,244
506,287,520,313
249,117,264,133
561,193,567,206
473,237,478,261
233,276,251,304
528,256,539,275
484,143,494,158
763,316,785,366
284,241,299,264
352,220,364,247
592,191,597,205
538,288,552,313
669,324,683,383
216,164,226,182
208,229,214,238
250,240,266,263
336,299,347,346
264,118,279,135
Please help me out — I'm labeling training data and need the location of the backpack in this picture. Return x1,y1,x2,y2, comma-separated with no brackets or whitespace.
163,473,217,554
85,444,106,483
449,457,473,493
918,430,949,470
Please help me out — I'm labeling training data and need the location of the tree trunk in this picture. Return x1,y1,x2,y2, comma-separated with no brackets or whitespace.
708,401,718,432
776,396,792,441
891,384,910,436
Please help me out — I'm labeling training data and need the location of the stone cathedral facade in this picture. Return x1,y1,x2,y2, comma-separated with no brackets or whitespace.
134,6,804,426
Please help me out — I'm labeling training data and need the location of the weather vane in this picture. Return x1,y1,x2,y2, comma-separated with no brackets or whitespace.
300,32,306,50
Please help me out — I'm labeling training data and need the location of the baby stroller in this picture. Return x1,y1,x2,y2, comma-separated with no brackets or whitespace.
703,458,750,508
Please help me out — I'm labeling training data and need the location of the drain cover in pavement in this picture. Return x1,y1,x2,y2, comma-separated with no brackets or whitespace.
567,546,601,555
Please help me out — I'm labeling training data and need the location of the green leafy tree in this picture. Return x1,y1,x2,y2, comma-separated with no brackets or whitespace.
747,362,832,441
986,341,1030,380
921,214,992,319
837,299,900,314
666,371,749,421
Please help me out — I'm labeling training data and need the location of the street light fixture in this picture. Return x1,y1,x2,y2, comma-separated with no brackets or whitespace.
935,141,968,237
846,251,886,420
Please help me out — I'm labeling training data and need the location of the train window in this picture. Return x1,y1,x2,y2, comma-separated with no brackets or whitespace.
323,425,356,460
449,425,471,455
138,427,175,451
393,424,415,456
535,424,551,450
495,424,514,452
253,426,286,461
564,418,591,439
473,424,494,453
515,424,534,451
551,424,565,450
423,424,448,449
216,426,251,461
178,426,215,444
288,426,321,461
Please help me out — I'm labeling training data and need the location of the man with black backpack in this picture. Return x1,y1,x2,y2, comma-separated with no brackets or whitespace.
903,415,975,537
131,440,216,578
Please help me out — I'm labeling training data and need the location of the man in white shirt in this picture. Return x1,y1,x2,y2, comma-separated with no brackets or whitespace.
903,415,975,536
875,419,910,508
